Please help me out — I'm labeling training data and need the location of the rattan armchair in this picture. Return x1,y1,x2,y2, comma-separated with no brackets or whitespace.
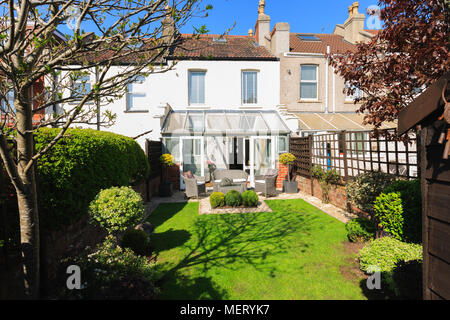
181,174,206,199
254,169,278,197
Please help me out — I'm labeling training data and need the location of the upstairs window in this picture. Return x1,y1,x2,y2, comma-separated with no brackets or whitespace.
126,75,147,111
188,71,206,105
345,82,363,101
300,65,318,100
72,74,91,100
242,71,258,104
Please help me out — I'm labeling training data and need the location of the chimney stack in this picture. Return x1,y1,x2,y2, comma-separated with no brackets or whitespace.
162,5,176,45
254,0,270,48
343,1,365,44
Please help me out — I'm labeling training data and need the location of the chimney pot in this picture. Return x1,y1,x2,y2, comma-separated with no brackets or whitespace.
352,2,359,15
248,29,254,36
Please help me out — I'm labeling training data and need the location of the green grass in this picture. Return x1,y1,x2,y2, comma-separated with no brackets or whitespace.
149,199,366,300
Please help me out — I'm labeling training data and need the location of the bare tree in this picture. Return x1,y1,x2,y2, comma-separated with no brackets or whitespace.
0,0,210,298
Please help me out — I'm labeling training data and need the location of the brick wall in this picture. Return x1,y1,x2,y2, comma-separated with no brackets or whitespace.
276,163,288,189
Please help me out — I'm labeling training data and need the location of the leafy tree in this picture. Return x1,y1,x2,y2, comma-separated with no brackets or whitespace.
0,0,211,298
330,0,450,138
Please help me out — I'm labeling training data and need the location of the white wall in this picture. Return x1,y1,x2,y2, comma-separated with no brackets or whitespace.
62,59,281,149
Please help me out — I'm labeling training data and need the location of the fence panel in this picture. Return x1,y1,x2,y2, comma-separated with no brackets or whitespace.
290,136,312,178
146,140,162,180
309,129,418,180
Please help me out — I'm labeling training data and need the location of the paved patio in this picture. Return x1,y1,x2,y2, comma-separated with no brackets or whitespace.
145,188,356,223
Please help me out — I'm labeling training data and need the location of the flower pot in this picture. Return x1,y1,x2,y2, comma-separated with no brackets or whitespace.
283,180,298,194
158,181,173,197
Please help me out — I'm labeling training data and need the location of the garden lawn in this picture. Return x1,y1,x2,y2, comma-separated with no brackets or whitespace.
149,199,366,300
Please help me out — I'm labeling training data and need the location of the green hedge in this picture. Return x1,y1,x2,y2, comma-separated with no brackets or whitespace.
35,128,150,231
345,218,376,242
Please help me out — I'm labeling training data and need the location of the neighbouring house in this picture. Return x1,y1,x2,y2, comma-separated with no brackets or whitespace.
252,1,394,136
59,16,291,189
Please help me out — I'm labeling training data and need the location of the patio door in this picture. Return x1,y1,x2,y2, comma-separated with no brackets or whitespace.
249,136,275,187
180,136,204,190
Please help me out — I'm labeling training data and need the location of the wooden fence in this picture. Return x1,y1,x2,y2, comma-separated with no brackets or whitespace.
290,129,419,181
145,139,162,180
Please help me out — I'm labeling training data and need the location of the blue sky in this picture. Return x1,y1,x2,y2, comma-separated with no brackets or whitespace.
180,0,381,35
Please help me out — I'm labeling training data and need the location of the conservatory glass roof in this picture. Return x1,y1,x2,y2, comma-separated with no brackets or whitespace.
161,110,291,136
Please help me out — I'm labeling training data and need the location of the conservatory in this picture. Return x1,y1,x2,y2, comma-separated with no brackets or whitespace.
161,109,291,189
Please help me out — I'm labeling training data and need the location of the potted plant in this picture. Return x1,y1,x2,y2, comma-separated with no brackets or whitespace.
279,152,298,194
159,153,175,197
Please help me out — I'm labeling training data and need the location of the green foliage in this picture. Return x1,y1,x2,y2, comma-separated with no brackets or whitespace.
210,192,225,208
278,153,296,165
89,186,146,234
120,229,150,256
241,190,259,207
346,171,396,215
391,260,422,299
61,236,157,299
160,153,175,167
311,165,340,203
35,128,149,231
359,237,422,273
225,190,242,207
374,192,404,240
384,179,421,243
345,218,376,242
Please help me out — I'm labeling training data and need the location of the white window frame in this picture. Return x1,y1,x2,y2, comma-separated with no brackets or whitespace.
188,70,206,106
241,70,258,105
126,74,147,111
300,64,319,101
278,136,289,155
71,74,91,101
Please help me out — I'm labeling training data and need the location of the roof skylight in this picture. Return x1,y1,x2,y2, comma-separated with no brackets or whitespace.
297,34,321,41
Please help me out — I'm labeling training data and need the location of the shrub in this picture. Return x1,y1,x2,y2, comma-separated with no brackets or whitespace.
241,190,259,207
225,190,242,207
89,186,146,234
346,171,396,215
359,237,422,273
391,260,422,299
120,229,150,256
345,218,376,242
35,128,149,231
60,236,157,299
384,179,421,243
160,153,175,167
374,192,404,241
311,165,340,203
210,192,225,208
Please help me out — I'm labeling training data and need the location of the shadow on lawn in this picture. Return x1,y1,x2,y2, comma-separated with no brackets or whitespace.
152,204,318,299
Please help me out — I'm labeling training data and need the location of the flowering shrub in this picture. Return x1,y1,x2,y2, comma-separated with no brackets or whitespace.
278,153,296,166
89,186,146,234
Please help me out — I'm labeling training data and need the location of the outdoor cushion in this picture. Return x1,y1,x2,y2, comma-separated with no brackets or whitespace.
255,180,266,184
233,179,246,183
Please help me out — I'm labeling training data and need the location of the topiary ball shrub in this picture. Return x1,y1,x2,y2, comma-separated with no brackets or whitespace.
120,229,150,256
345,218,376,242
89,186,146,234
225,190,242,207
210,192,225,208
241,190,259,207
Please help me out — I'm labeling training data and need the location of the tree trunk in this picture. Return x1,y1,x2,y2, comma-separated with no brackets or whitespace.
15,92,40,299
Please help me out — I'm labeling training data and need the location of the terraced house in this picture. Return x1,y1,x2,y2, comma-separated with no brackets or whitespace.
253,1,393,135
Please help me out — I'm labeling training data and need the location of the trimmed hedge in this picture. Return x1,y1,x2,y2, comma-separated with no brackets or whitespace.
225,190,242,207
374,192,404,241
241,190,259,207
346,218,376,242
120,229,150,256
210,192,225,208
35,128,149,231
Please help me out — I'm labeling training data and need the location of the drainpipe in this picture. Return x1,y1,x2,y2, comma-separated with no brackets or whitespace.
325,45,330,114
332,66,336,113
